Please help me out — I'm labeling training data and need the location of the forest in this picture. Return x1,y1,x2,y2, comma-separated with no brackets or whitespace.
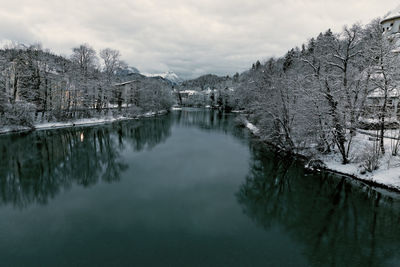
0,43,174,130
220,19,400,170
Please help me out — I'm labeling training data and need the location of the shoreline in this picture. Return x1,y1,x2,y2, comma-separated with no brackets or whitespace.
0,110,168,135
244,120,400,194
4,109,400,194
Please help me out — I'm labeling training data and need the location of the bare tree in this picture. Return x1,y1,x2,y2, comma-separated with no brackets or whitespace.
99,48,123,109
70,43,98,110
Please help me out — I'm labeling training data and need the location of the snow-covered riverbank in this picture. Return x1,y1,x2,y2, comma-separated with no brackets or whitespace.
321,131,400,192
245,120,400,192
0,110,168,135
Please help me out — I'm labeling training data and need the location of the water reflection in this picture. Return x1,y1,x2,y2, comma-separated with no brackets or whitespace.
1,109,400,266
0,115,173,208
237,142,400,267
173,109,247,141
0,110,241,208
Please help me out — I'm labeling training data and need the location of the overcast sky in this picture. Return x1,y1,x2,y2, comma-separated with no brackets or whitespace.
1,0,399,79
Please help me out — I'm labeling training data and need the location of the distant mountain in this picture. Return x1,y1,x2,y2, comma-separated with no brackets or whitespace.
115,66,140,76
143,71,183,85
181,74,231,90
114,67,175,89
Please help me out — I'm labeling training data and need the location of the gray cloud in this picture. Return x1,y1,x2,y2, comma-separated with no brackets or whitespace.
0,0,398,79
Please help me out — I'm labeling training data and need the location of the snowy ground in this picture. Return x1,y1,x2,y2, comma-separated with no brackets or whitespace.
246,121,260,136
322,130,400,191
245,120,400,192
0,110,168,135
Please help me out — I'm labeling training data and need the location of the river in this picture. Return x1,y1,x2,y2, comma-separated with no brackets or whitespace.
0,109,399,266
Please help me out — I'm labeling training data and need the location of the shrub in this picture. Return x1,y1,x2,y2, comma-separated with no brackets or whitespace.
2,101,36,127
356,142,381,173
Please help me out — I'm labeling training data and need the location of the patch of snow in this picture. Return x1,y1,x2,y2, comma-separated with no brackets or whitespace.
0,110,169,135
113,80,139,86
142,110,168,117
244,118,400,191
106,103,132,108
359,117,399,123
0,125,31,134
324,157,400,191
179,90,200,95
368,88,400,98
34,117,128,131
320,130,400,191
245,121,260,136
203,88,218,94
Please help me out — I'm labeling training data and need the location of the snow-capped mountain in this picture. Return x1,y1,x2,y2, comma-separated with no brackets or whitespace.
143,71,183,84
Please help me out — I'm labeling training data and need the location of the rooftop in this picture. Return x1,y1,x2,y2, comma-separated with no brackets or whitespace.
114,80,139,86
381,5,400,24
368,88,400,98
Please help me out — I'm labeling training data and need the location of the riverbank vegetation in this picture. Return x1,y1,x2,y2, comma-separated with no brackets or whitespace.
233,20,391,163
230,19,400,188
0,43,174,131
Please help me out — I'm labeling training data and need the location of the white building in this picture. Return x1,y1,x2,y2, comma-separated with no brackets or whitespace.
381,5,400,34
365,6,400,119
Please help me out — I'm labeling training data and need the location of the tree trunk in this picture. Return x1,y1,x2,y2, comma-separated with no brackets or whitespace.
325,80,348,164
380,92,388,155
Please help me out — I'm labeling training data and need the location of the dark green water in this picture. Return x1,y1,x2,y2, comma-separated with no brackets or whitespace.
0,109,400,267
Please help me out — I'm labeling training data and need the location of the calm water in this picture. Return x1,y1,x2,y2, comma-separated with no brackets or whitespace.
0,109,400,267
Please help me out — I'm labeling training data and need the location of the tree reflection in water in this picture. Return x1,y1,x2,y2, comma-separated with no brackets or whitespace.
3,109,399,267
174,108,247,141
0,115,173,208
0,109,241,209
237,142,400,267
